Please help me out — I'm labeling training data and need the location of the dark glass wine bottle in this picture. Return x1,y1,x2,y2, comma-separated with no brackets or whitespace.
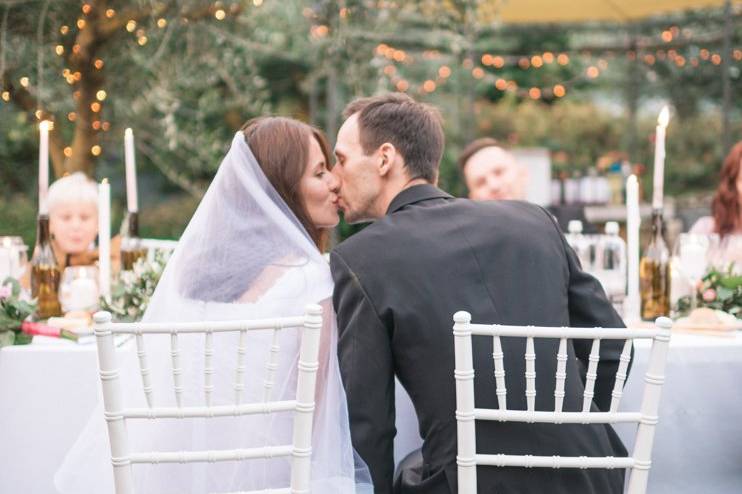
120,211,147,270
30,214,62,319
639,209,671,320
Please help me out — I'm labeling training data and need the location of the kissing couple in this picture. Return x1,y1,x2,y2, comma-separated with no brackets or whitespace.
57,93,628,494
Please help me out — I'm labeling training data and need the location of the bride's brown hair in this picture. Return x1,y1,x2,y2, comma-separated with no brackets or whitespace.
241,116,332,251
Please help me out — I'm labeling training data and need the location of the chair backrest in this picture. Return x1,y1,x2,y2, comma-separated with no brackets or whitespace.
452,312,672,494
138,238,178,262
93,304,322,494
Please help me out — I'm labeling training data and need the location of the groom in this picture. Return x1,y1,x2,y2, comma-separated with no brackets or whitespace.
329,93,628,494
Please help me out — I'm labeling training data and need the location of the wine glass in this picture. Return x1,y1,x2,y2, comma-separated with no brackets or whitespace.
708,234,742,274
673,234,718,312
0,236,28,283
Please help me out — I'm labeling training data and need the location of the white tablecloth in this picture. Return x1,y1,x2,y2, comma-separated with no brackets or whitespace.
394,331,742,493
2,332,741,493
0,338,107,494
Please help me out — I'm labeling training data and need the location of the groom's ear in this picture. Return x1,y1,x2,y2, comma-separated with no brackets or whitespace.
377,142,397,177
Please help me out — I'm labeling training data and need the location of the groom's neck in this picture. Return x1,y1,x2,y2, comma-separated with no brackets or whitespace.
375,177,431,217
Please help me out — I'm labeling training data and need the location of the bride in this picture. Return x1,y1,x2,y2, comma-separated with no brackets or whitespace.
55,117,373,493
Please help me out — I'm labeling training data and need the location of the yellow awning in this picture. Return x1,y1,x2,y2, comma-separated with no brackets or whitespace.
492,0,731,24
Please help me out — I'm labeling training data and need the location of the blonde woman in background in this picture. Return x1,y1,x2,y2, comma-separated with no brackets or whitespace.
47,172,120,269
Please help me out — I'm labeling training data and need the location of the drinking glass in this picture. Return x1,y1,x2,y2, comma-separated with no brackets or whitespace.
673,233,718,311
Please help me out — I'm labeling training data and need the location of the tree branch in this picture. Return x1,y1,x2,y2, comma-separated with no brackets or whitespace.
1,70,66,178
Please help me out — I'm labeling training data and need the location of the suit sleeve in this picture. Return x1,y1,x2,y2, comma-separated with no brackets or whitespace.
330,250,395,494
542,208,631,412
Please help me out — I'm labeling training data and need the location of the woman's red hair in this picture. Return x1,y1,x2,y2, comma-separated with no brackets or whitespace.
711,141,742,237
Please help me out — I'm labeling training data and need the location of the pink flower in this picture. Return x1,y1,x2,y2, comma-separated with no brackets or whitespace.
702,288,717,302
0,285,11,300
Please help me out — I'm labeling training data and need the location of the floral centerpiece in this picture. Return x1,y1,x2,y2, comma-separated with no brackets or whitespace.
100,250,170,322
1,277,82,347
676,264,742,319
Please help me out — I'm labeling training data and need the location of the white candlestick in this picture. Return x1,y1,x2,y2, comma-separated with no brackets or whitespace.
625,175,641,323
98,180,111,300
651,106,670,210
124,128,139,213
39,120,50,215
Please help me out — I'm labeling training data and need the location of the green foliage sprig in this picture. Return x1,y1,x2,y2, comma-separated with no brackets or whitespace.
0,278,36,347
676,264,742,318
99,251,170,322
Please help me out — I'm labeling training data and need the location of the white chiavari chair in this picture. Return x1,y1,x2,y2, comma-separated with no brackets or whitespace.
453,312,672,494
93,304,323,494
138,238,178,262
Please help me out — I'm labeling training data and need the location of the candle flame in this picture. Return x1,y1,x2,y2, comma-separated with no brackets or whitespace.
658,106,670,128
39,120,50,131
102,178,109,184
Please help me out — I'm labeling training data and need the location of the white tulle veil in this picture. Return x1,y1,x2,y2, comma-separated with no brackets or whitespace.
55,131,372,493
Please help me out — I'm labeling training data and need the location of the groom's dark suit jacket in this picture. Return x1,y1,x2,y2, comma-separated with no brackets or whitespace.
331,185,629,494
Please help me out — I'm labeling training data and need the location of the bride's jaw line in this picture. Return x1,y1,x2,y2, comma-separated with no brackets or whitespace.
302,136,341,230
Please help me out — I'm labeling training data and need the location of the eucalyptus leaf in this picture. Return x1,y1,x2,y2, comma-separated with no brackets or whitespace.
0,330,15,347
716,287,734,301
1,277,21,298
719,276,742,290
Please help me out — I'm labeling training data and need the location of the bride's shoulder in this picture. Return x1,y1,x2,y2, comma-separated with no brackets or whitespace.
238,255,329,304
689,216,715,235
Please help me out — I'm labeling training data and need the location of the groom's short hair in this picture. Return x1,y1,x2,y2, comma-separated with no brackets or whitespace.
343,93,444,183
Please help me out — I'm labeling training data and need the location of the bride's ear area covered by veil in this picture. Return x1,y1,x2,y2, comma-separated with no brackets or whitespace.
55,121,373,494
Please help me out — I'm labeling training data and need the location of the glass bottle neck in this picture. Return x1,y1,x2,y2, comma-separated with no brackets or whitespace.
35,214,51,246
32,214,59,266
650,209,665,238
126,211,140,238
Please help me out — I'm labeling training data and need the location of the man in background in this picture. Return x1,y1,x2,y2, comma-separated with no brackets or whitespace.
457,137,528,201
459,137,595,233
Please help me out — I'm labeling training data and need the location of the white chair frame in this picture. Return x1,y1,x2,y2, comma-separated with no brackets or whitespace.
138,238,178,262
453,312,672,494
93,304,323,494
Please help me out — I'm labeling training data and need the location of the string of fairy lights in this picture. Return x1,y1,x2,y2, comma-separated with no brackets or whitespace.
0,1,263,159
307,8,740,101
369,34,741,100
0,0,739,150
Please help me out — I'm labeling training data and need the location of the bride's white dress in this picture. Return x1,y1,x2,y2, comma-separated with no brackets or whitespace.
54,132,372,493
